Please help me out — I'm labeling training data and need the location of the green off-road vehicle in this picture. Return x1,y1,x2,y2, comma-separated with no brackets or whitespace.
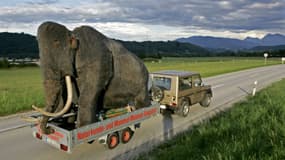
150,70,212,117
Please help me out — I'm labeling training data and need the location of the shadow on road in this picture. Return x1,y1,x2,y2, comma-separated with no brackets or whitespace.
162,109,174,141
238,86,251,95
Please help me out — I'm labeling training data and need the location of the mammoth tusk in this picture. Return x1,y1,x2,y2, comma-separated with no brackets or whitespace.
32,76,73,117
21,116,41,123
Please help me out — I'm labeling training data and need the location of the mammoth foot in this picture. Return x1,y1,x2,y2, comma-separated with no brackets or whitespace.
40,125,54,134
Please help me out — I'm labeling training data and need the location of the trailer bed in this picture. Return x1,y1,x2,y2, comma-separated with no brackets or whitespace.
31,102,160,153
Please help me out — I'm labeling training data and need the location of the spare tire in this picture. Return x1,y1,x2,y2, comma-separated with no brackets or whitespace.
150,86,164,102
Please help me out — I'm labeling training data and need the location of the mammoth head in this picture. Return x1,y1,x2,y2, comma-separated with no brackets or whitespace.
35,22,78,117
37,21,79,78
37,22,77,50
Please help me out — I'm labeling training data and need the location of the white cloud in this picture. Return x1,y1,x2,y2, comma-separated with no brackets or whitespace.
66,22,194,41
218,1,233,9
0,22,273,42
0,0,283,40
248,2,282,9
192,15,207,23
0,21,40,35
179,28,268,40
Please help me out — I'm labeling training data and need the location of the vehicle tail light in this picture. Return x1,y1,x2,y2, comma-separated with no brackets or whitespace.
60,144,68,151
36,132,42,140
171,96,177,106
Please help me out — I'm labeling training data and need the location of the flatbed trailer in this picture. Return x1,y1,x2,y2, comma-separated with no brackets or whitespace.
30,102,160,153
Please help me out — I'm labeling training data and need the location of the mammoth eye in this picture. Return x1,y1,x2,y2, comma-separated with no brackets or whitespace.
70,37,78,49
53,40,60,47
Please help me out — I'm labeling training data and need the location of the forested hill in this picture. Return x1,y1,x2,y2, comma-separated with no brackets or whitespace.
119,40,210,58
0,32,209,58
0,32,38,58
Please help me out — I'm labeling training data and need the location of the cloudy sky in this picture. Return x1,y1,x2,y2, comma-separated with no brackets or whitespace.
0,0,284,41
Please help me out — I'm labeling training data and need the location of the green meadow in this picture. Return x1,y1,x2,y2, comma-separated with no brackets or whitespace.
0,67,44,116
138,79,285,160
0,57,281,116
145,57,280,77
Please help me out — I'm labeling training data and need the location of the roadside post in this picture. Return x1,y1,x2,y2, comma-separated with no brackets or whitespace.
264,53,268,65
282,57,285,64
252,81,258,96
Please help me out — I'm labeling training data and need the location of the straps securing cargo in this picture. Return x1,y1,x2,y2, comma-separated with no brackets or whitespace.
103,105,136,119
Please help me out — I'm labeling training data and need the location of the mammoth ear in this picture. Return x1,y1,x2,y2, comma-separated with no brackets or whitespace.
70,36,78,49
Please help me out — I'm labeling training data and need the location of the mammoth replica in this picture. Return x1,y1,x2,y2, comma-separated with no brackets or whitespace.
33,22,150,134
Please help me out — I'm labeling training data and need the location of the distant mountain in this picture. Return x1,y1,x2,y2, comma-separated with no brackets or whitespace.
261,34,285,46
177,36,256,50
243,37,261,44
176,34,285,50
0,32,209,58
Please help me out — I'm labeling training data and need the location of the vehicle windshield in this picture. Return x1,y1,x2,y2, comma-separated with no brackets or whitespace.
152,77,171,90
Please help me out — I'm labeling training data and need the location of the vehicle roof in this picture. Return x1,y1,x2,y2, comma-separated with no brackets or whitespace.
151,70,198,77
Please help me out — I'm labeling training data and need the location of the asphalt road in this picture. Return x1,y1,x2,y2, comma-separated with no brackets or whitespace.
0,64,285,160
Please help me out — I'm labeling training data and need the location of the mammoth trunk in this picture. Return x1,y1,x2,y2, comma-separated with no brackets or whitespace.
38,79,65,134
43,79,66,114
33,76,74,118
37,77,74,134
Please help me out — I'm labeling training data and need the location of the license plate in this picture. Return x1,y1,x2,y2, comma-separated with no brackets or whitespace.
45,137,60,148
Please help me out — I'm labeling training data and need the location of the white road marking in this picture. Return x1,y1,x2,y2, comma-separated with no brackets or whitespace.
212,84,225,89
0,123,30,133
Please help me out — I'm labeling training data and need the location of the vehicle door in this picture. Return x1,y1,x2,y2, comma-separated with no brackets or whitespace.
192,74,203,103
178,76,195,104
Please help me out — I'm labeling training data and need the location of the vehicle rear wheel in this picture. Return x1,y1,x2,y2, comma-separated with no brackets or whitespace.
107,132,119,149
200,94,211,107
178,100,190,117
121,127,133,144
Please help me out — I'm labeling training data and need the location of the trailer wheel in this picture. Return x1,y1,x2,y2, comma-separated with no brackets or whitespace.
107,132,119,149
121,128,133,144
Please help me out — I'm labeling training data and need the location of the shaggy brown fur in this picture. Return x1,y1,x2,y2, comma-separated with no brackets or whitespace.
37,22,150,133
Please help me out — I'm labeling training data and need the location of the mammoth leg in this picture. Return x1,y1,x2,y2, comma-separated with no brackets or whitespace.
77,89,102,127
40,114,54,134
76,68,112,128
135,86,151,109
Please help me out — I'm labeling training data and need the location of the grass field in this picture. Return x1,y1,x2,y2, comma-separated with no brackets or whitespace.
145,57,280,77
0,57,281,116
138,79,285,160
0,67,44,116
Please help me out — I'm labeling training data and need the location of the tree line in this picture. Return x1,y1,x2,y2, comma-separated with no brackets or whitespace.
0,32,38,58
0,32,284,59
213,49,285,57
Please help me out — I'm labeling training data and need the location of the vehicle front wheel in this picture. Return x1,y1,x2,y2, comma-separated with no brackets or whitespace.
177,100,190,117
200,94,211,107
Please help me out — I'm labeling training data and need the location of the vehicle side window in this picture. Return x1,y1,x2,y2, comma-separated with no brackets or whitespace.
179,77,192,90
193,75,202,87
